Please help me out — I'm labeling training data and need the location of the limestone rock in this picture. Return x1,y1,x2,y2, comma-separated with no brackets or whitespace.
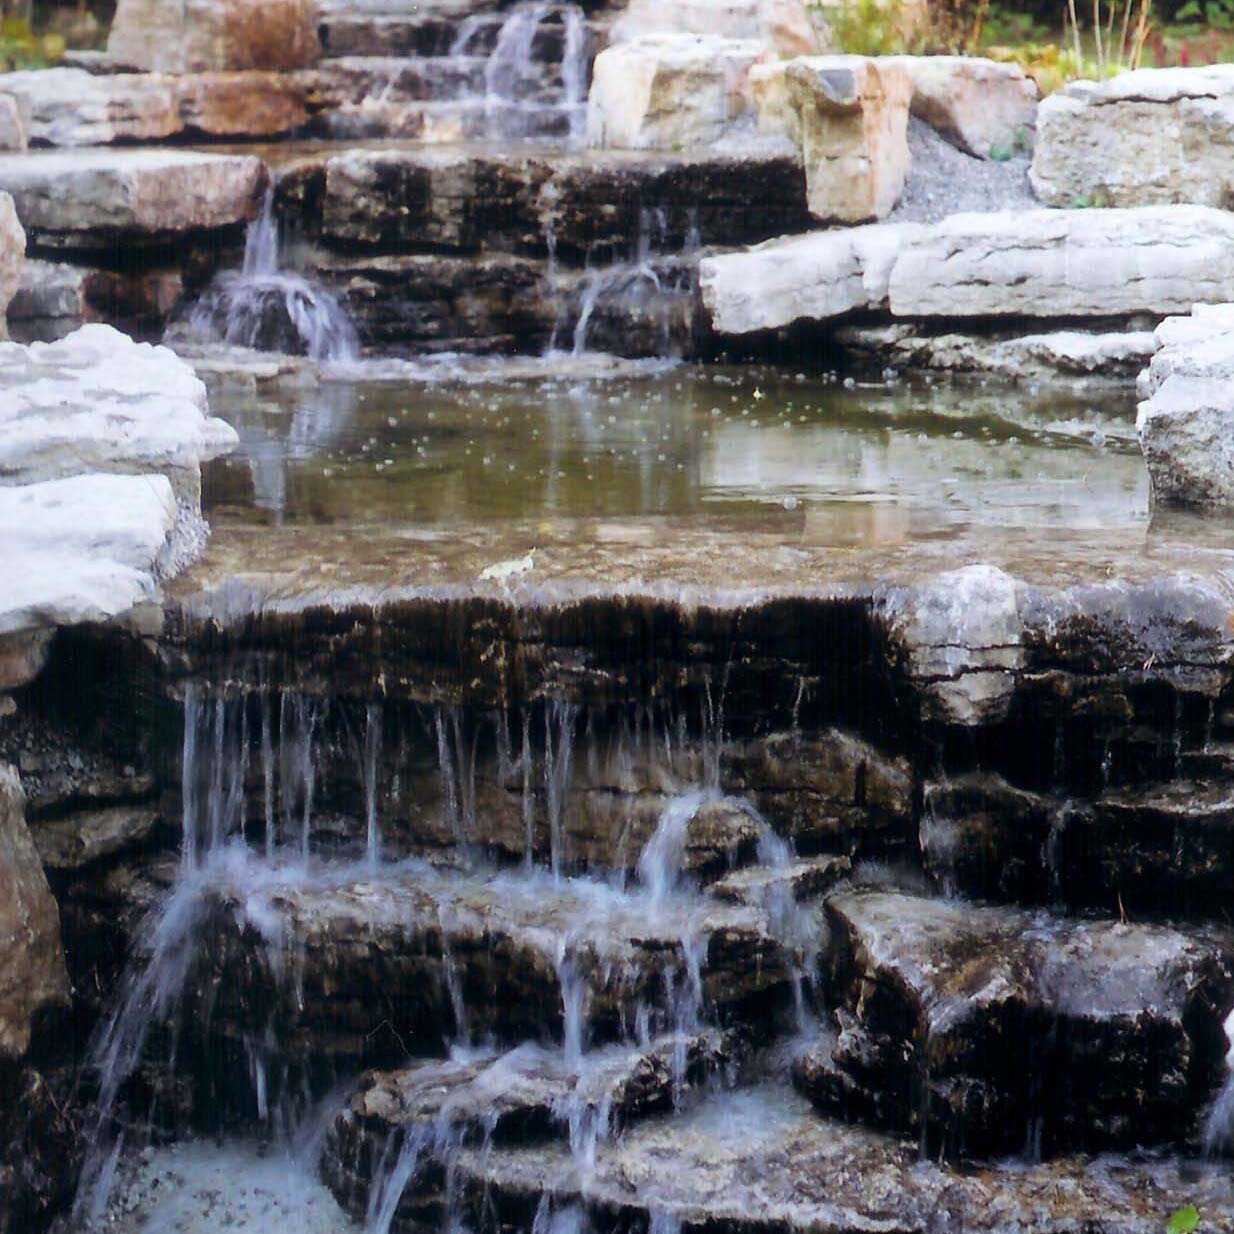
0,765,69,1061
0,190,23,339
699,222,922,334
784,55,912,222
1136,304,1234,508
610,0,824,57
107,0,321,73
886,55,1037,159
877,564,1024,727
30,806,162,872
1032,65,1234,208
0,93,25,152
888,206,1234,319
586,35,765,150
0,148,266,250
799,889,1234,1155
0,68,309,147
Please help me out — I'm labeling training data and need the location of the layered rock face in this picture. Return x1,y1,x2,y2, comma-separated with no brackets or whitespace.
107,0,321,73
0,191,22,339
1032,65,1234,207
1137,304,1234,508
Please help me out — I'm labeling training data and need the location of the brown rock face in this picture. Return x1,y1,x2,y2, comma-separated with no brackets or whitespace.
0,764,69,1062
107,0,321,73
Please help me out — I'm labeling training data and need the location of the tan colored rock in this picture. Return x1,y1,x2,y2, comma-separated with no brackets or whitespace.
586,34,766,150
784,55,912,222
0,93,25,152
886,55,1037,158
0,191,24,341
107,0,321,73
611,0,825,57
1032,65,1234,207
0,67,309,147
0,765,69,1062
0,149,266,249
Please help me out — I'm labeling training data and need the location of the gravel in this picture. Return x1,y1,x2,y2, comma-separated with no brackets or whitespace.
890,117,1038,224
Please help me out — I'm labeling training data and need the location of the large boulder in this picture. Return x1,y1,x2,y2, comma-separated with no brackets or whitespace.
586,34,766,150
888,206,1234,319
886,55,1038,158
0,765,69,1062
0,93,24,152
782,55,912,222
0,148,266,251
0,68,310,147
610,0,825,57
0,190,23,339
798,889,1234,1156
107,0,321,73
1136,303,1234,508
1032,65,1234,208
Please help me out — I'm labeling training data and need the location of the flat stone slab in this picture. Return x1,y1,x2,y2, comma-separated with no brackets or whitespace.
0,148,266,249
703,206,1234,334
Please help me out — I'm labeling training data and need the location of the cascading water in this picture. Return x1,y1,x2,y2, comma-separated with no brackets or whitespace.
180,190,360,362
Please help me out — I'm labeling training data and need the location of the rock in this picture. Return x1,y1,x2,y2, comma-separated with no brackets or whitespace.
889,206,1234,319
877,564,1024,727
1032,65,1234,208
699,222,921,335
0,190,23,339
195,862,792,1060
107,0,321,73
0,324,235,488
1136,304,1234,508
835,323,1158,381
611,0,824,57
586,35,765,150
800,889,1234,1155
0,148,266,251
30,806,161,872
0,765,69,1061
784,55,912,222
7,258,184,344
0,93,25,152
887,55,1037,159
708,854,850,905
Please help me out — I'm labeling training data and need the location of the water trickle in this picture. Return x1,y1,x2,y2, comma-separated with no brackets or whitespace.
181,190,360,362
364,701,383,867
545,700,579,875
638,790,707,909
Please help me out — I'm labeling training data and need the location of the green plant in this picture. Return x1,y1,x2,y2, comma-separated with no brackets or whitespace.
816,0,909,56
1166,1205,1201,1234
1175,0,1234,28
989,124,1033,161
0,15,64,69
1063,0,1154,75
1070,186,1113,206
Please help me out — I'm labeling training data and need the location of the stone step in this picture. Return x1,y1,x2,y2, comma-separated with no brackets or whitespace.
322,1031,734,1221
281,145,808,264
794,888,1234,1158
921,772,1234,920
192,859,793,1062
378,1079,1234,1234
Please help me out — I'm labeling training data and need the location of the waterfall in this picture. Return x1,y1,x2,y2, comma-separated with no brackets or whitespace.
638,790,708,909
181,190,360,362
364,701,383,867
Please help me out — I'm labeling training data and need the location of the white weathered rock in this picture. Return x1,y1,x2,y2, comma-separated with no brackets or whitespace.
587,35,766,150
0,765,68,1062
1032,65,1234,207
879,564,1024,727
783,55,912,222
889,206,1234,319
0,324,236,486
1136,305,1234,508
836,324,1158,381
0,93,25,152
108,0,321,73
0,148,266,249
0,67,309,147
700,222,922,334
0,190,23,340
0,475,177,636
610,0,824,57
886,55,1037,158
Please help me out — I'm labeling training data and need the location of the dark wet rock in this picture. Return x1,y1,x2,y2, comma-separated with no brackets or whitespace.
323,1032,735,1222
0,765,69,1063
708,854,849,906
0,1063,79,1234
798,889,1234,1157
195,864,791,1062
721,729,914,855
30,805,162,873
